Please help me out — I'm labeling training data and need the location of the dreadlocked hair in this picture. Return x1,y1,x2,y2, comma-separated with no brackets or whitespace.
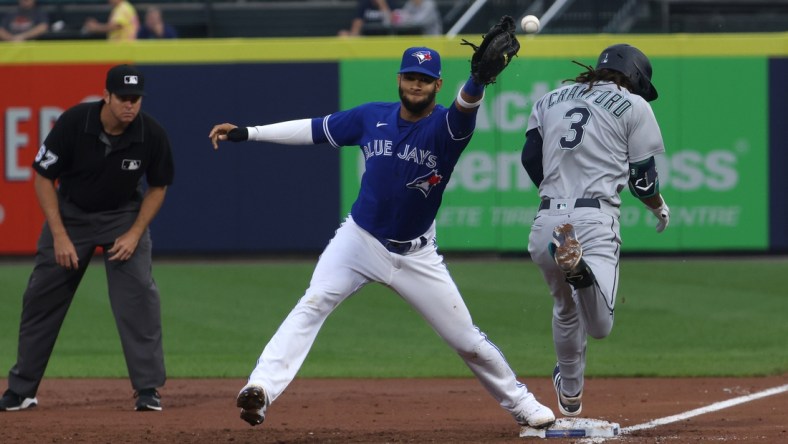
563,60,635,96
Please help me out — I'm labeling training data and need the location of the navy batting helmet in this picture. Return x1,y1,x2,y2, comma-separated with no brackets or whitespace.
596,44,658,102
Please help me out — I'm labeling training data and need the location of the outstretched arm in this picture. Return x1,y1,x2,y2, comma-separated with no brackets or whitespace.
209,119,315,149
454,77,485,114
455,15,520,113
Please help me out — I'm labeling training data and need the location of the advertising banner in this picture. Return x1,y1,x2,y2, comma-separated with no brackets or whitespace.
0,62,341,255
340,57,769,251
0,35,783,254
0,64,109,253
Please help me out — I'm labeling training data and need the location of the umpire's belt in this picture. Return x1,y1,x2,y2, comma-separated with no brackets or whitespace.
384,236,428,255
539,198,600,211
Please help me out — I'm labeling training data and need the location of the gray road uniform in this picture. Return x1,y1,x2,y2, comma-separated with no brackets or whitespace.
523,79,666,403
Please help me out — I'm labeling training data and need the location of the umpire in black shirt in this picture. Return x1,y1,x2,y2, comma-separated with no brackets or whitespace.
0,64,174,412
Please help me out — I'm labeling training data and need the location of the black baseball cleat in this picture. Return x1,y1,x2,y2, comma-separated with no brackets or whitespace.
551,224,596,289
552,364,582,417
134,388,162,411
237,384,268,426
0,389,38,411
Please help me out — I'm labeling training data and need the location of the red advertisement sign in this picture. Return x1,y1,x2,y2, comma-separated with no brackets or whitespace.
0,64,112,254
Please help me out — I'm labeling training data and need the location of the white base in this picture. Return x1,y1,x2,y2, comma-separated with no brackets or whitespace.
520,418,620,439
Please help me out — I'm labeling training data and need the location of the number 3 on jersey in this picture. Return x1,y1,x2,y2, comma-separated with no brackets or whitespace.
560,107,591,150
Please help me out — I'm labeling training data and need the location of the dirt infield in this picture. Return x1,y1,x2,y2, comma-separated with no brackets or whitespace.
2,376,786,443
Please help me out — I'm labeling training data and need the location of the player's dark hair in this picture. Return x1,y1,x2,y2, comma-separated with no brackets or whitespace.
563,61,635,96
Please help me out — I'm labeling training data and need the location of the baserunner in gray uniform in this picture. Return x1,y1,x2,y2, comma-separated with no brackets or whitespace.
520,44,670,417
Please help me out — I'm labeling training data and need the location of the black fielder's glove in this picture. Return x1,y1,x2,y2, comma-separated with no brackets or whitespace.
461,15,521,86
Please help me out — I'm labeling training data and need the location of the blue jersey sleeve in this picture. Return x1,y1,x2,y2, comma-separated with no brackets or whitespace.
445,102,477,141
310,107,369,148
311,103,397,148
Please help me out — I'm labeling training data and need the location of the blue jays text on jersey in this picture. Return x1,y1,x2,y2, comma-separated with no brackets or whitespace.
310,101,477,242
362,139,438,169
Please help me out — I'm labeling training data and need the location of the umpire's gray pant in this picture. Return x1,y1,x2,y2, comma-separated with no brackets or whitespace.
8,198,166,397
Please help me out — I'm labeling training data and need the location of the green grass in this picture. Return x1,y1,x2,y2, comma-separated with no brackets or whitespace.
0,257,785,379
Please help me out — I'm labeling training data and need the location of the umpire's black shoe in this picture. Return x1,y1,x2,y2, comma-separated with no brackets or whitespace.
134,388,162,411
552,364,582,417
0,389,38,411
237,384,268,426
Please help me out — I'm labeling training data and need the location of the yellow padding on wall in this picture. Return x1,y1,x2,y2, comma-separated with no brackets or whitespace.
0,33,785,65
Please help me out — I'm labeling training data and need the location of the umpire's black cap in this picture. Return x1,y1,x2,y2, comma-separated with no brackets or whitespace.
106,64,146,96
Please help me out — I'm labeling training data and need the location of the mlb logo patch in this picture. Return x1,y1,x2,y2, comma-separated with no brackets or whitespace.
124,75,139,85
122,159,141,170
557,203,567,210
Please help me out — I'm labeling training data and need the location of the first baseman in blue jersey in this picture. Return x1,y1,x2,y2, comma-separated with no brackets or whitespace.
209,46,555,430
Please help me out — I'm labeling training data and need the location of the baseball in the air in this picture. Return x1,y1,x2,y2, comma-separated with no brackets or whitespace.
521,15,540,34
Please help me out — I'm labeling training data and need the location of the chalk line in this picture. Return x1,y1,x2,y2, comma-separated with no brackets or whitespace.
622,383,788,433
578,383,788,443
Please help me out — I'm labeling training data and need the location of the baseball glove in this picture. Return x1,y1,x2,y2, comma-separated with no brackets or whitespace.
461,15,521,85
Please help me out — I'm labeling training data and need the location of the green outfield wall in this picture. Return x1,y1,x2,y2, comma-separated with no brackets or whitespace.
341,55,769,251
0,33,786,254
336,34,786,251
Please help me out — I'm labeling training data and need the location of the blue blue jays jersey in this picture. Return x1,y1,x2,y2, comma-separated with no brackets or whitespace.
311,101,476,241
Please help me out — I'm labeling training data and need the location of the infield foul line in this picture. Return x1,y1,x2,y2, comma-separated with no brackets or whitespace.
580,383,788,443
622,383,788,433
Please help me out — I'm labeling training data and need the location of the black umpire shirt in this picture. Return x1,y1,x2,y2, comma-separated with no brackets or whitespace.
33,101,174,212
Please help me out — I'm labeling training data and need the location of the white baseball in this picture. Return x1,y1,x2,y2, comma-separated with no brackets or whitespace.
521,15,540,34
